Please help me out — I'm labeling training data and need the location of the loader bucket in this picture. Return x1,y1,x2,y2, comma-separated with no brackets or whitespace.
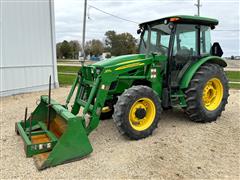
15,95,93,170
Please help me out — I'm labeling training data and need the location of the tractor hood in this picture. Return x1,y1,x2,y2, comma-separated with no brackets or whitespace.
92,54,146,69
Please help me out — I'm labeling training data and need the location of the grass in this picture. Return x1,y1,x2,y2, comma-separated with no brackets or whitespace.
58,74,76,85
57,66,79,86
225,71,240,82
57,66,80,73
57,59,82,64
229,83,240,89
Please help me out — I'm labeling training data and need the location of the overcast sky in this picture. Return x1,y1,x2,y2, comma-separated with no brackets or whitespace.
54,0,240,56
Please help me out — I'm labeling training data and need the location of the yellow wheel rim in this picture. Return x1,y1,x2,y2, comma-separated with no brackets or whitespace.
202,78,223,111
129,98,156,131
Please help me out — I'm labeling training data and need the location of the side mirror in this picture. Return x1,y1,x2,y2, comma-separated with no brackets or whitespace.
211,42,223,57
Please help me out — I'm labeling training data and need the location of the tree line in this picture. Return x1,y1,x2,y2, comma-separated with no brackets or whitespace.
56,31,138,59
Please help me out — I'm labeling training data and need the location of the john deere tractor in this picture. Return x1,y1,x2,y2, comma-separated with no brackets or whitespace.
16,15,229,169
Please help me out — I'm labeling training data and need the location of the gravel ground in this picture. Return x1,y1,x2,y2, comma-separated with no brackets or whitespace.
225,60,240,71
0,87,239,179
226,60,240,68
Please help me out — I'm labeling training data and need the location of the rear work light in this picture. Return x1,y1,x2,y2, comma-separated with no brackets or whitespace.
169,17,180,22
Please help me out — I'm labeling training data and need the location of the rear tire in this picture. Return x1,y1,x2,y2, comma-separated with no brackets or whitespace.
184,63,229,122
113,86,161,140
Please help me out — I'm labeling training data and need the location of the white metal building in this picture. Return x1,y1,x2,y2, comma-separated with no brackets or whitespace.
0,0,59,96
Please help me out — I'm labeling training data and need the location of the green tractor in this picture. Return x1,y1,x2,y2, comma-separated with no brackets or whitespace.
16,15,229,169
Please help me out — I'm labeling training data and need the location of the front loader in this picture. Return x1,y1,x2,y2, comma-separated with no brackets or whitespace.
16,15,229,170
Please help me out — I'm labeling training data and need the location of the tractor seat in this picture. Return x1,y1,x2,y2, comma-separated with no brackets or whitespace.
174,48,193,66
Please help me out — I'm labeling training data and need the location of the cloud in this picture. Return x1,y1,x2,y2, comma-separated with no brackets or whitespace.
54,0,239,56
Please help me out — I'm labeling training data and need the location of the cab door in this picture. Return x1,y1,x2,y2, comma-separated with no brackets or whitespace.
170,24,199,87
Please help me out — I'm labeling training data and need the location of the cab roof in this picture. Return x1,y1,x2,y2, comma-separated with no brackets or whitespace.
139,15,219,27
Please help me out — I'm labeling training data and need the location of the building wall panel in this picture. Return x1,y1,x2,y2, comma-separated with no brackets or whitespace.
0,0,58,96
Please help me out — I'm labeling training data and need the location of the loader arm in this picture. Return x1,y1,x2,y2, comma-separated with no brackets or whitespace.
66,66,117,134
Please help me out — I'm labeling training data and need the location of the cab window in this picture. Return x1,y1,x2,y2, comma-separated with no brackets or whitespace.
160,35,170,48
200,26,212,56
173,24,198,56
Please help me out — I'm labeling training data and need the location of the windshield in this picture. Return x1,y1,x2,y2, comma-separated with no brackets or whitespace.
139,24,171,55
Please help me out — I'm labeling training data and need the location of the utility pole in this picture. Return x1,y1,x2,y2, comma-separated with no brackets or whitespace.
194,0,201,16
82,0,87,60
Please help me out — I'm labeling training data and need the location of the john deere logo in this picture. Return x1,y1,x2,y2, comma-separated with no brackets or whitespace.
104,69,112,73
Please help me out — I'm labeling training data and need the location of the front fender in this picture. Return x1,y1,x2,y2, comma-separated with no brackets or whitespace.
180,56,227,89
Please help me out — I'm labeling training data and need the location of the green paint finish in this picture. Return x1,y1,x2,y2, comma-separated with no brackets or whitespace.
171,90,187,107
180,56,227,89
39,117,92,170
92,54,146,68
140,15,218,27
169,15,218,25
41,96,76,119
15,96,92,169
16,121,58,157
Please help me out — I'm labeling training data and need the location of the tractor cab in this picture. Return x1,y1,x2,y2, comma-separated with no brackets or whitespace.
138,15,223,87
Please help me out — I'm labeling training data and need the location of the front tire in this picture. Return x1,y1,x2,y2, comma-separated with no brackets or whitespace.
113,86,161,140
184,63,229,122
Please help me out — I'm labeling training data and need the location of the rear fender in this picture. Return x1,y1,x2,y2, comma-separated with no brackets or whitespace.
180,56,227,89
